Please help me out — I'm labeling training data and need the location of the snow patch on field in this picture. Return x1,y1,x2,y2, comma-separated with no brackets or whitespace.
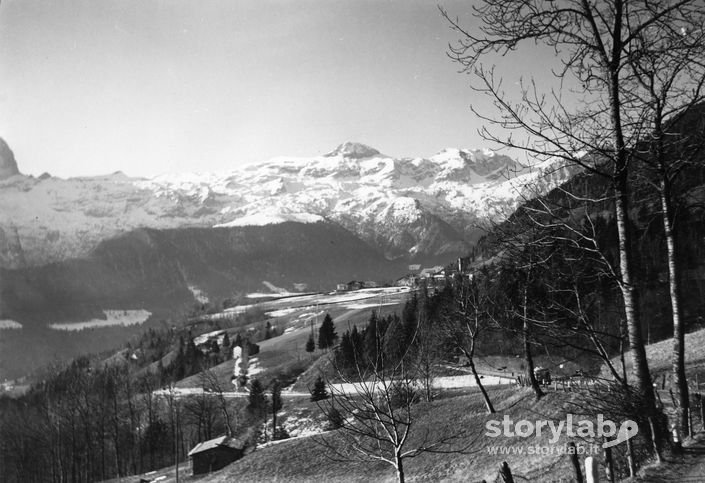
48,310,151,330
188,285,209,304
247,282,302,299
211,286,409,320
224,304,256,314
266,308,298,318
193,329,225,346
282,414,327,438
342,301,402,310
248,357,263,376
261,281,292,294
327,374,515,394
431,374,514,389
0,320,22,329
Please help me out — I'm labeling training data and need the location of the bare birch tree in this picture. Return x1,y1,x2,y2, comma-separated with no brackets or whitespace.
442,271,496,412
626,28,705,434
441,0,705,416
316,340,470,483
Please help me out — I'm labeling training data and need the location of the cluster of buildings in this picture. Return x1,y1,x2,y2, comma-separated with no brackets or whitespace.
334,260,467,293
395,261,470,289
335,280,380,291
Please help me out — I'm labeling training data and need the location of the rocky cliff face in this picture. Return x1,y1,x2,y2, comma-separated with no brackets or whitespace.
0,138,20,180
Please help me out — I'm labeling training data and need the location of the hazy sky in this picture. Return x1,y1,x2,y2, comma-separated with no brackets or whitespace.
0,0,557,178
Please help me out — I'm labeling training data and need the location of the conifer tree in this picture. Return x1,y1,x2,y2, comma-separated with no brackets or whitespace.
363,311,382,366
271,380,283,438
337,330,354,369
383,314,407,364
305,333,316,353
317,313,338,349
310,376,329,402
248,379,267,419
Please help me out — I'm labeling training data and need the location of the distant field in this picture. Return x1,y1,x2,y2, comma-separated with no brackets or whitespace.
48,309,152,330
177,289,408,391
0,319,22,329
220,286,412,316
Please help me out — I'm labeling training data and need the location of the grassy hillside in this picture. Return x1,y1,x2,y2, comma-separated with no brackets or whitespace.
176,299,405,391
132,387,596,483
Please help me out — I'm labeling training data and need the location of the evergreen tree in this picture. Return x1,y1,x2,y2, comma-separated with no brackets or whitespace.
310,376,329,402
209,339,220,354
402,292,418,329
271,380,283,438
220,334,232,361
157,357,166,386
184,338,200,375
305,333,316,353
401,293,418,344
383,313,406,364
337,330,354,369
248,379,267,418
317,313,338,349
350,326,363,363
363,311,383,367
325,406,344,430
178,335,185,355
248,340,260,355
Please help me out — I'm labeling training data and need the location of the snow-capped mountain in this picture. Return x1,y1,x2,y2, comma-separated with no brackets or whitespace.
0,141,576,268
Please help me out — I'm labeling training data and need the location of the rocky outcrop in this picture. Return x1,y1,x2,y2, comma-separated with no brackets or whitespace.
0,138,20,179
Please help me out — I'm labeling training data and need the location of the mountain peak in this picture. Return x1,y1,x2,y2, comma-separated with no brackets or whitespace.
325,142,381,159
0,138,20,180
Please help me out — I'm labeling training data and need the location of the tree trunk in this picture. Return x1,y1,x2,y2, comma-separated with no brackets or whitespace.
606,46,655,410
523,284,543,399
614,184,655,408
272,407,277,439
222,398,233,437
660,178,689,436
174,401,180,483
395,452,405,483
112,394,121,479
467,353,495,413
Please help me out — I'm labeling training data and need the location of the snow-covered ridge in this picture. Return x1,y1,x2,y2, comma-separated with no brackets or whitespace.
130,142,532,230
214,212,324,227
0,141,576,267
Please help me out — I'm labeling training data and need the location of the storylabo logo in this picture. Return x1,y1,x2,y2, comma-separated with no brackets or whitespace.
485,415,638,448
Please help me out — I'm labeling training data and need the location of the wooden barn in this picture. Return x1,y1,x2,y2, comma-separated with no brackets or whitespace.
188,435,245,475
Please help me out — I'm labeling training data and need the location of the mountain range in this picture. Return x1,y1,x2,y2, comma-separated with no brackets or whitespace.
0,140,576,269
